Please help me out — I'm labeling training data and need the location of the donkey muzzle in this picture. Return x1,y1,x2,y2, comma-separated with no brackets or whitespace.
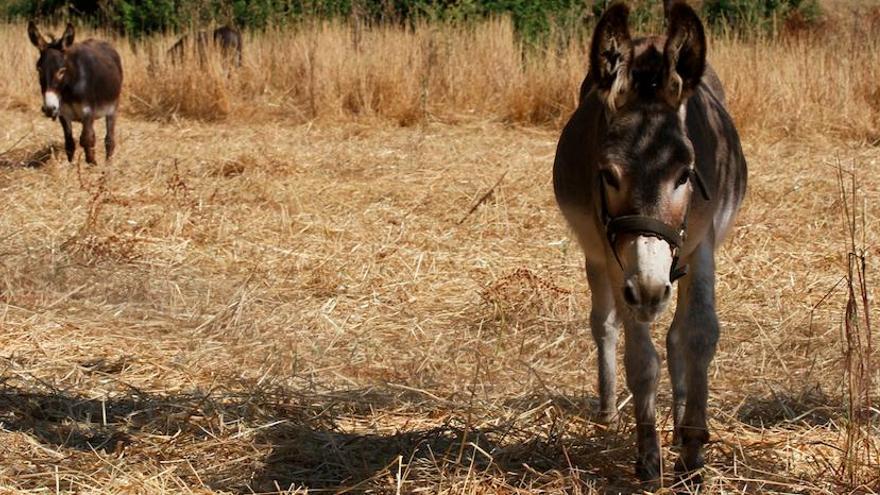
621,235,674,322
42,91,60,120
42,106,59,120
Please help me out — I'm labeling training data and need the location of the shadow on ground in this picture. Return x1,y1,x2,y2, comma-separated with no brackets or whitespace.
0,378,643,493
0,142,62,168
735,384,840,428
0,363,847,494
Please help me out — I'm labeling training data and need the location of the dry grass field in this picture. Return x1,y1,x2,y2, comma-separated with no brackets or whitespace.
0,6,878,495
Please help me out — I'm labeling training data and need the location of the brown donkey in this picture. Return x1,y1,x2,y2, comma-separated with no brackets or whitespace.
28,22,123,165
553,1,747,486
168,26,243,67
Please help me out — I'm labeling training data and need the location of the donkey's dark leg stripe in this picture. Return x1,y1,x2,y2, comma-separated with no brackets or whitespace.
60,116,75,162
105,113,117,160
80,115,97,165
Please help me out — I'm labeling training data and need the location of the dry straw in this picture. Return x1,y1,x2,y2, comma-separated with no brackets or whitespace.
0,7,878,495
0,11,877,138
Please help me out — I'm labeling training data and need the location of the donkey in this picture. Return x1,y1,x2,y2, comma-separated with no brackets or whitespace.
553,1,747,485
213,26,243,67
168,26,242,67
28,22,123,165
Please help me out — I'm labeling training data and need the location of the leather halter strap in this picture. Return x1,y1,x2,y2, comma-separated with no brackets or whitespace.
606,215,683,249
600,168,710,283
604,213,689,282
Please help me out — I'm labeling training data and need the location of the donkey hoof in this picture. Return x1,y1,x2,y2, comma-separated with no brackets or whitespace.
674,468,703,488
598,410,619,428
635,453,662,486
672,428,682,447
674,453,704,487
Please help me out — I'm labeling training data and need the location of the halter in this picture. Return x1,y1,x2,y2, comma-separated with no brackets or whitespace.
600,167,710,282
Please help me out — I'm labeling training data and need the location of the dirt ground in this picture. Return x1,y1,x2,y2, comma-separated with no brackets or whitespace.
0,107,877,493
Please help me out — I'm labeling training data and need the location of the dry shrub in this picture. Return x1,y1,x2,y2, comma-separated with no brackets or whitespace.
481,268,575,323
712,22,880,141
125,51,233,121
211,159,247,178
3,15,880,137
62,233,143,266
0,143,61,168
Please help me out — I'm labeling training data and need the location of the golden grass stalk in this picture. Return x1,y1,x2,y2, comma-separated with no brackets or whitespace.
0,9,879,495
0,14,877,141
837,160,879,489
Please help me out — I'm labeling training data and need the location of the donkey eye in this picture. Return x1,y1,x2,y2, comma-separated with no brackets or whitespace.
600,170,620,189
675,169,691,188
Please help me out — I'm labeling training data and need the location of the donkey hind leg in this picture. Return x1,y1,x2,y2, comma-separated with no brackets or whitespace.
80,115,97,165
105,112,117,160
60,116,75,162
586,260,620,425
622,314,661,484
668,241,719,480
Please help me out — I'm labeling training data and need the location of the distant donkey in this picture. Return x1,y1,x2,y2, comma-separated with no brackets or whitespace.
168,26,243,67
553,1,747,487
28,22,123,165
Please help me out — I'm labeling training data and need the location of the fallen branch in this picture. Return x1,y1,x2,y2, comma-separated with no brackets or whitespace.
458,169,508,224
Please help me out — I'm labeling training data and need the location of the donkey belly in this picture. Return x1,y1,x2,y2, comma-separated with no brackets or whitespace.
712,194,740,245
60,101,116,122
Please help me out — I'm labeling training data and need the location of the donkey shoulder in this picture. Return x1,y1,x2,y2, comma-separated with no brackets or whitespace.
73,39,122,71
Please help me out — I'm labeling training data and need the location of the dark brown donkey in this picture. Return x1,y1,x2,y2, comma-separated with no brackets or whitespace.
168,26,243,67
28,22,123,165
553,1,747,487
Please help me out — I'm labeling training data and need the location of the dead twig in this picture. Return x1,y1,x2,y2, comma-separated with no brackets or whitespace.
458,170,508,225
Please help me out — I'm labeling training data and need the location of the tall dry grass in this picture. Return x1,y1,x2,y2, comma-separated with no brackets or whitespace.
2,12,880,140
1,10,880,494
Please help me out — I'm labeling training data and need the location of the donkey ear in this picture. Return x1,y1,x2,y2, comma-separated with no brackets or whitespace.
663,1,706,104
27,21,47,50
60,23,75,49
589,2,633,112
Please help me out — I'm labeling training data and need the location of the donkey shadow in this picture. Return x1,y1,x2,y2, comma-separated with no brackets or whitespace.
2,375,844,492
0,380,642,494
246,392,643,493
0,143,62,168
735,385,840,428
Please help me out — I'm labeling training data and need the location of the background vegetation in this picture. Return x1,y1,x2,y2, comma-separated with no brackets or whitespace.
0,0,877,493
1,0,822,39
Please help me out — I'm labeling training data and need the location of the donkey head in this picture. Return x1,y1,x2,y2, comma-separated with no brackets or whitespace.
590,2,707,323
27,22,75,120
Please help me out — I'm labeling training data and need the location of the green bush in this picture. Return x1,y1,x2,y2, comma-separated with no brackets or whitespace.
1,0,822,41
703,0,822,33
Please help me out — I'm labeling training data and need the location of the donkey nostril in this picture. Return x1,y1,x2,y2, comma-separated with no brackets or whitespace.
664,284,672,299
623,283,639,306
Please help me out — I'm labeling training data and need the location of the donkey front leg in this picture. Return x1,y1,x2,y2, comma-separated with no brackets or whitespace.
80,115,97,165
105,112,117,160
586,260,620,424
59,116,75,162
622,315,661,484
667,267,696,445
668,242,719,480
